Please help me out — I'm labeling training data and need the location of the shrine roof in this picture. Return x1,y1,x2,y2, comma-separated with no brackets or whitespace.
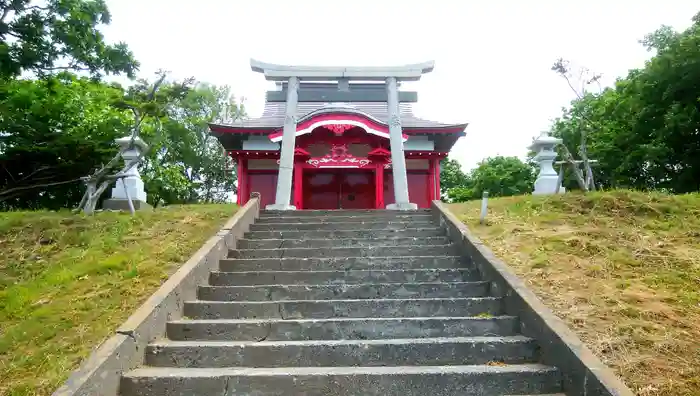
211,102,468,132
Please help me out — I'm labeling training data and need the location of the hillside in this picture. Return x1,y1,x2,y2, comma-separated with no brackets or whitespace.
0,204,236,396
449,190,700,396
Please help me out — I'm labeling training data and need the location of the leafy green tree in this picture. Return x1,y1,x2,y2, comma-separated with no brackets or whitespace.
447,156,535,202
0,73,132,209
439,158,469,197
546,11,700,194
0,72,243,210
141,81,244,205
0,0,138,79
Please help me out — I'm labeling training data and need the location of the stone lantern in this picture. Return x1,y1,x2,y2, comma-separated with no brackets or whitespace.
529,131,565,195
103,136,151,210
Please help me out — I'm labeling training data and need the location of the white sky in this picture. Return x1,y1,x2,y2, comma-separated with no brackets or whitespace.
102,0,698,171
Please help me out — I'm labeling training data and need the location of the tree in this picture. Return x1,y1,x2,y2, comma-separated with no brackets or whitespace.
550,58,601,191
0,73,132,210
447,156,535,202
546,11,700,194
0,72,244,210
75,70,190,214
141,81,245,205
0,0,138,79
439,158,469,198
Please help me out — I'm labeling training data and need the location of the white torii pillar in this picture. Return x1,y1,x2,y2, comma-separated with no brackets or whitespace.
385,77,417,210
266,76,299,210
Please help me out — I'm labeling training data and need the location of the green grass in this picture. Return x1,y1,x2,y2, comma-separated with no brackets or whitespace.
449,190,700,396
0,204,236,396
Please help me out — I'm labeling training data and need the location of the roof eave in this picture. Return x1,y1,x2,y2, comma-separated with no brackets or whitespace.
250,59,435,82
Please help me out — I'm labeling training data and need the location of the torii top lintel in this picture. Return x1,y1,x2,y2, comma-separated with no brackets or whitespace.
250,59,435,82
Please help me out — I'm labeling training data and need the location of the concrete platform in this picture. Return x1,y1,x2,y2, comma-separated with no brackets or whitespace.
102,198,151,211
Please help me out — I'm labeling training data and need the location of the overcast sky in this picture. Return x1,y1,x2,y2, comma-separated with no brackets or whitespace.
102,0,698,171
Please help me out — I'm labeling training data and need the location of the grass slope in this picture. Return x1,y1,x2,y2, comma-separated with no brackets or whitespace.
449,190,700,396
0,204,236,396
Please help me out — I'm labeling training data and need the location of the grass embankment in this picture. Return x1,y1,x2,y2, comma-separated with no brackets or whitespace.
0,204,236,396
449,190,700,396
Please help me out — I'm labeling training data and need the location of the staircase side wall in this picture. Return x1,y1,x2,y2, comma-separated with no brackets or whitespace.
431,200,634,396
52,197,261,396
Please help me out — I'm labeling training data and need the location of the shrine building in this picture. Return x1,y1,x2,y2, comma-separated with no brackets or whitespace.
210,59,468,210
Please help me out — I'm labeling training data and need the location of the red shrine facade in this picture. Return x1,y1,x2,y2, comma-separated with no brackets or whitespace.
210,68,467,210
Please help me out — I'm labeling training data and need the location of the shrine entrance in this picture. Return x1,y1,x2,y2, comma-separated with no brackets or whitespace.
302,170,375,209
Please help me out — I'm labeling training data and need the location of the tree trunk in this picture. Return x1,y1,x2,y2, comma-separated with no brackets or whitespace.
561,145,588,191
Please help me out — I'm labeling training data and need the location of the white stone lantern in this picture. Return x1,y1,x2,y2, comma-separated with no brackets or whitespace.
103,136,151,210
529,131,565,195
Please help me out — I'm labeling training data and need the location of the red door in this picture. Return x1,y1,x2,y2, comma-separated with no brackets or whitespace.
303,170,375,209
340,171,375,209
303,171,340,209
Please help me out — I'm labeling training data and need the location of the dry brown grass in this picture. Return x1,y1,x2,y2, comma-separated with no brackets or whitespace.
449,190,700,396
0,204,236,396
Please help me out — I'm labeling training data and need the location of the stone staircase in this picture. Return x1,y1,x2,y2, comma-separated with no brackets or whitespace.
119,210,564,396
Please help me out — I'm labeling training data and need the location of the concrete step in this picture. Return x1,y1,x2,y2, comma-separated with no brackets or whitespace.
219,256,466,271
120,364,562,396
244,227,445,240
256,214,435,224
166,316,520,341
237,236,450,250
209,268,481,286
249,221,435,232
230,245,456,259
259,209,432,218
145,336,539,368
183,297,504,320
197,282,490,301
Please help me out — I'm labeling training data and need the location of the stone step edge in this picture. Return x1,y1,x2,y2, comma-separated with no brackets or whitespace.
245,227,444,233
256,214,434,220
125,363,558,377
232,244,454,253
200,281,488,289
259,210,432,217
169,315,517,325
185,296,502,304
148,335,535,348
238,236,448,243
221,255,464,261
210,268,477,275
250,220,437,226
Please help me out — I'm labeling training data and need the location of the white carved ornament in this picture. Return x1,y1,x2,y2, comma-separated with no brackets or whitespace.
307,144,371,168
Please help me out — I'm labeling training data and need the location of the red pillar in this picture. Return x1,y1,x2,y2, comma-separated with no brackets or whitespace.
428,159,436,202
375,164,384,209
434,158,441,201
293,162,303,209
236,156,246,205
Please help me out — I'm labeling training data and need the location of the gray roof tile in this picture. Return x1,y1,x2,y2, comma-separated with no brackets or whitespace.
222,102,465,130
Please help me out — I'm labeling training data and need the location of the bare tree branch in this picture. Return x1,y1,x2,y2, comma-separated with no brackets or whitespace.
0,178,80,200
17,165,52,182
